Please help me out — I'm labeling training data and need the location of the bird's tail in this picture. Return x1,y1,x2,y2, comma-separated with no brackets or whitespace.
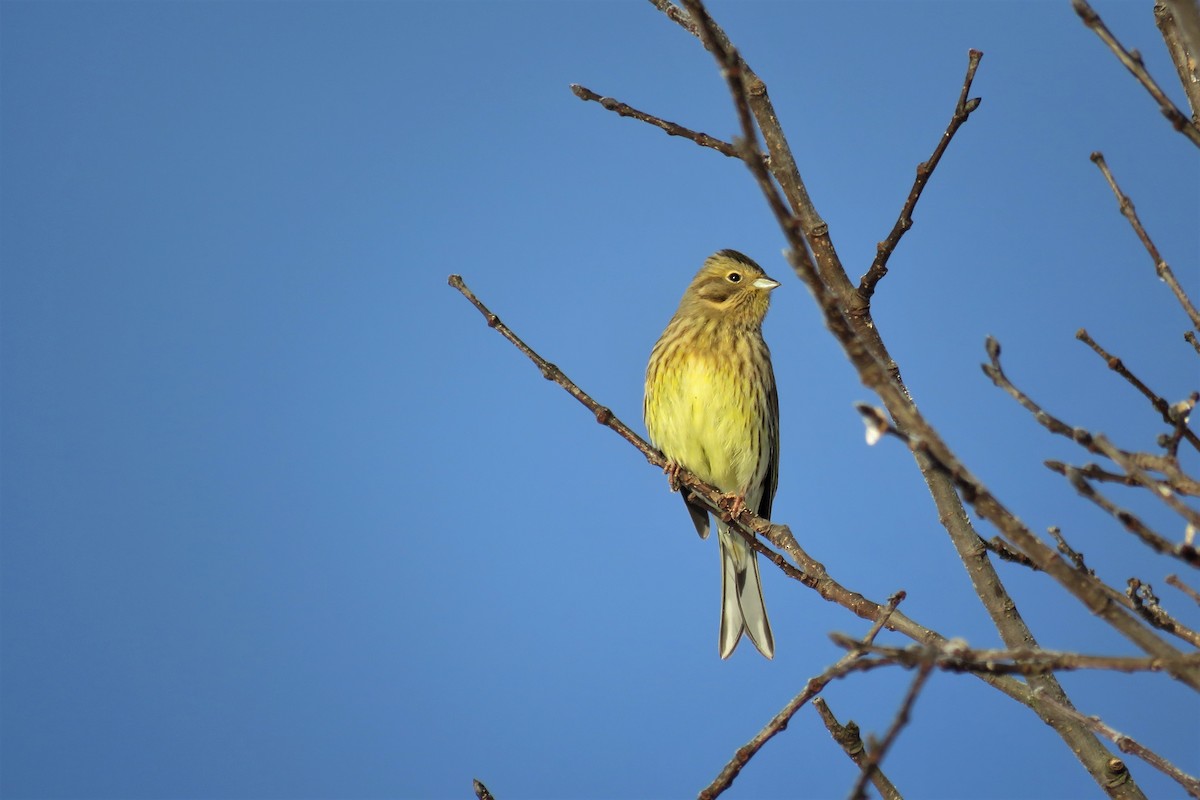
717,521,775,659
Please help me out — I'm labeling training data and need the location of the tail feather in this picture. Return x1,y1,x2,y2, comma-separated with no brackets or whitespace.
717,522,775,659
681,492,711,539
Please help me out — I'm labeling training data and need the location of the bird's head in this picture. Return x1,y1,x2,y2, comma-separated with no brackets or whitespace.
679,249,780,326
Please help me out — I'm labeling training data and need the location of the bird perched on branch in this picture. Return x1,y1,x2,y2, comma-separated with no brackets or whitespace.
644,249,780,659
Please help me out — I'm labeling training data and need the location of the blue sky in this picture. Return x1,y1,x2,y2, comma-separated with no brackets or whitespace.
3,1,1198,798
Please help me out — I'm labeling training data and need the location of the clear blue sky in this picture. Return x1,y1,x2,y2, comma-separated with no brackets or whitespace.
3,2,1198,798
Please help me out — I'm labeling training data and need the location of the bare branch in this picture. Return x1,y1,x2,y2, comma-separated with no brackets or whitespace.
655,0,834,272
1155,0,1200,120
700,596,906,800
1033,687,1200,798
1046,460,1155,491
1076,328,1200,452
1048,456,1200,502
699,656,896,799
847,661,934,800
1046,526,1200,647
981,534,1038,569
813,699,904,800
828,637,1200,676
1060,465,1200,566
1072,0,1200,146
1091,435,1200,532
1049,525,1094,574
1167,572,1200,605
1090,152,1200,330
984,340,1200,565
569,84,743,159
1187,330,1200,355
1125,577,1200,648
859,50,983,298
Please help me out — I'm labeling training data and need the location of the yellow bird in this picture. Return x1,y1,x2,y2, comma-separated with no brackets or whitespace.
645,249,780,659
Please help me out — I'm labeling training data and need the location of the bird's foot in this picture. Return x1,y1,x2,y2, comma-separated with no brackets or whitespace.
721,493,748,521
664,461,684,492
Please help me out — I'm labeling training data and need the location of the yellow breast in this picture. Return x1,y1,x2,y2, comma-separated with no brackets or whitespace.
646,350,764,498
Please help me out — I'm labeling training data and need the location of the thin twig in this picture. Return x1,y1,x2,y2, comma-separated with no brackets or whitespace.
1046,460,1148,491
1049,526,1093,574
570,84,743,159
698,657,896,800
1166,573,1200,605
1125,577,1200,647
1046,454,1199,502
1091,434,1200,531
981,535,1038,568
828,638,1200,676
1076,328,1200,452
1048,526,1200,648
1033,686,1200,798
983,340,1200,565
859,50,983,298
1089,152,1200,330
847,661,935,800
1060,466,1200,566
813,698,904,800
862,591,908,644
1161,394,1200,457
699,596,906,800
1187,331,1200,356
1072,0,1200,146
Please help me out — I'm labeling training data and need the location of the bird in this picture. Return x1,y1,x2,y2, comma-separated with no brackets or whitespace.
644,249,780,659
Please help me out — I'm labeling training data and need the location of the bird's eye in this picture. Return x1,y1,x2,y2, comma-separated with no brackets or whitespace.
727,272,742,283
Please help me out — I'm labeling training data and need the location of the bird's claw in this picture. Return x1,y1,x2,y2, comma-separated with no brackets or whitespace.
721,493,748,521
664,462,683,492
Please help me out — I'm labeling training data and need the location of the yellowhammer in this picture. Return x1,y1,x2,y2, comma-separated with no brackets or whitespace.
644,249,780,659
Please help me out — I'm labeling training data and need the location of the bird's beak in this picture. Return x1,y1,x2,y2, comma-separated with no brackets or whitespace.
753,277,781,291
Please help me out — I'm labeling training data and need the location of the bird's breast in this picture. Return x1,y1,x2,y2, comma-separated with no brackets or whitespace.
647,347,767,496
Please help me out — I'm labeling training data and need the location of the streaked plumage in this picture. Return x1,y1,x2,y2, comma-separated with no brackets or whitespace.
644,249,780,659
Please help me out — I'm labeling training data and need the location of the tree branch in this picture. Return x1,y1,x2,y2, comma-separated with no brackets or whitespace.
1154,0,1200,123
827,637,1200,676
570,83,743,159
1166,572,1200,605
1060,464,1200,566
473,778,496,800
1032,686,1200,798
812,698,904,800
1125,577,1200,647
699,596,905,800
1089,152,1200,330
1187,330,1200,356
859,50,983,298
1075,328,1200,453
1072,0,1200,146
847,660,934,800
